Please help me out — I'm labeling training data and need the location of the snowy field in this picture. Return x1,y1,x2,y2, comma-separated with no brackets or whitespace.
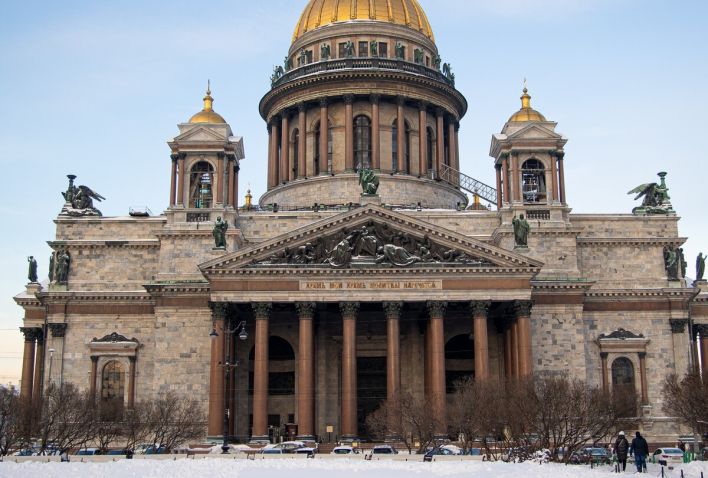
0,458,706,478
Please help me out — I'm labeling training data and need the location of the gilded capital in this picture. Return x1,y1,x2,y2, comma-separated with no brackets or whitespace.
252,302,273,320
339,302,360,319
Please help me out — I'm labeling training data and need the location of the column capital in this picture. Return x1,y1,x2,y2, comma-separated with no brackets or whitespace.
396,96,406,107
297,102,307,113
128,356,136,364
370,94,381,104
343,94,355,105
319,97,329,108
170,153,179,162
271,113,282,123
695,324,708,336
470,300,491,317
513,300,533,318
600,352,609,359
435,107,445,117
19,327,41,342
252,302,273,320
339,302,360,318
418,100,428,111
495,163,502,170
427,301,447,319
383,302,403,319
90,355,99,363
296,302,316,319
48,323,67,338
638,352,647,359
209,302,229,320
35,330,45,345
669,318,688,334
556,152,565,160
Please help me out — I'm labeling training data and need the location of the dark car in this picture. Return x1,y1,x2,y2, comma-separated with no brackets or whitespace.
570,447,611,465
370,445,398,455
144,445,168,454
423,447,456,462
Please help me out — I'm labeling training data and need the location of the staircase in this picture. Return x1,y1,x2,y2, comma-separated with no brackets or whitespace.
439,164,498,205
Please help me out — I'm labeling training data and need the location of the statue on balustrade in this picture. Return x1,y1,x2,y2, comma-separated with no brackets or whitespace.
344,41,355,58
414,48,424,64
395,42,405,60
370,40,378,57
320,43,331,61
27,256,38,283
512,214,530,248
271,65,284,87
697,253,706,282
212,217,228,249
358,168,380,195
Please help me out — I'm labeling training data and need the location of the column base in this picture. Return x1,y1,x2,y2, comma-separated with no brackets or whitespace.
340,435,360,443
249,436,271,445
296,435,316,442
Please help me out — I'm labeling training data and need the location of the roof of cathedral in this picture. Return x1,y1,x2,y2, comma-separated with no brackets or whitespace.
189,84,227,124
292,0,434,43
508,87,547,123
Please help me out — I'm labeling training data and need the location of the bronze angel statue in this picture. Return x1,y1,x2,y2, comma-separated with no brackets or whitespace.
62,174,106,216
627,172,673,215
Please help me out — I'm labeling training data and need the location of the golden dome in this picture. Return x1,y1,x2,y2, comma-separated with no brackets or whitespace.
293,0,434,43
508,88,546,123
189,83,227,124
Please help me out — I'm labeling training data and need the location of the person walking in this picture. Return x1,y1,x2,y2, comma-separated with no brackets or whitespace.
629,431,649,473
615,431,629,471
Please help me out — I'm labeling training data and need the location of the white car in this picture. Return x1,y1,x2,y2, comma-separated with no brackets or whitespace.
331,445,356,455
652,448,683,465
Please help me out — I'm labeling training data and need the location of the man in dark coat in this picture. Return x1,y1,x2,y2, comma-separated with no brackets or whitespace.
630,431,649,473
615,431,629,471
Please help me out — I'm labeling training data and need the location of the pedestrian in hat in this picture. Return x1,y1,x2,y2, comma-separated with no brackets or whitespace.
615,431,629,471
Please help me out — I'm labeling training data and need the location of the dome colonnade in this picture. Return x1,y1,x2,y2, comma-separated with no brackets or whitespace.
259,0,467,208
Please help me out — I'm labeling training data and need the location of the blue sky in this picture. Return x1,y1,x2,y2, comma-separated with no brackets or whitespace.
0,0,706,385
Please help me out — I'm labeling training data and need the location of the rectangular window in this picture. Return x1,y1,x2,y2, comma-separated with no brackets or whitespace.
358,41,368,57
426,56,430,67
338,43,347,58
306,50,313,64
379,42,388,58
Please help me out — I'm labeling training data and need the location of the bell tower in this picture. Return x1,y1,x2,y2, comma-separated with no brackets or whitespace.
167,84,245,224
490,87,568,222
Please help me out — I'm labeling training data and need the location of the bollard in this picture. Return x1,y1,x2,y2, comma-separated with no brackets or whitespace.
661,467,665,478
681,470,684,478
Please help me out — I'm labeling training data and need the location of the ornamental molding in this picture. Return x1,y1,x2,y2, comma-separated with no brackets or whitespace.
585,289,696,300
48,240,160,249
598,328,645,340
144,281,211,295
669,318,688,334
37,291,155,303
200,204,542,278
576,237,687,247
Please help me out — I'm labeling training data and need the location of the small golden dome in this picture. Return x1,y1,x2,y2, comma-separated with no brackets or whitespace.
189,83,227,124
293,0,434,43
508,87,546,123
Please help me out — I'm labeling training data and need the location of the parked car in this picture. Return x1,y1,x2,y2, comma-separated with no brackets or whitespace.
424,446,457,462
295,447,317,456
370,445,398,455
331,445,357,455
569,447,611,465
265,441,307,454
144,445,168,455
260,448,283,454
13,448,37,456
652,448,683,465
75,448,101,456
105,449,131,456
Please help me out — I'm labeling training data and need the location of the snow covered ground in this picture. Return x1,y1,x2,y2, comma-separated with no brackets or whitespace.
0,458,706,478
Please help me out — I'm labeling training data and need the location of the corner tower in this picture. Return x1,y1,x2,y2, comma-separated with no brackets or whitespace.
167,86,245,224
259,0,468,209
490,87,568,222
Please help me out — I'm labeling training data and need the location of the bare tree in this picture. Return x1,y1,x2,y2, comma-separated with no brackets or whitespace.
0,386,24,456
35,383,95,453
142,393,206,451
91,400,125,453
365,393,440,453
121,403,150,451
662,373,708,438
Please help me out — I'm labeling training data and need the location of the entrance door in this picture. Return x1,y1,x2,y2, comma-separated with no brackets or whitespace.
357,357,387,438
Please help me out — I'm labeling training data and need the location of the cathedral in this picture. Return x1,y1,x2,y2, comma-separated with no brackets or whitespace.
15,0,708,445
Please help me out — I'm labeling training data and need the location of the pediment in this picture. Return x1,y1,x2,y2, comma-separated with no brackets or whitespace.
173,126,227,142
200,205,542,275
507,123,561,141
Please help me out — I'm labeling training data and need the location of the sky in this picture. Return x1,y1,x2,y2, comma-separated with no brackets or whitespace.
0,0,707,386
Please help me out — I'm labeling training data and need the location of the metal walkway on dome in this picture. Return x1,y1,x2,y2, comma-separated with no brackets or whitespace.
439,164,498,205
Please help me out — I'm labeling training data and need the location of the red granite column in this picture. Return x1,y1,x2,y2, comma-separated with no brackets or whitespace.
448,119,457,173
371,95,380,170
344,95,354,172
435,110,445,177
396,97,405,173
169,154,178,207
227,157,235,208
511,320,519,378
472,301,491,380
280,114,289,185
495,164,503,209
251,303,272,441
216,153,224,206
19,328,37,399
177,154,186,207
340,302,359,440
558,153,566,204
504,326,513,378
296,303,315,440
502,154,511,206
418,102,428,177
550,153,559,203
269,120,280,189
384,302,402,401
515,301,533,377
700,328,708,375
427,301,447,438
319,99,328,175
298,104,307,179
207,308,225,437
32,330,44,405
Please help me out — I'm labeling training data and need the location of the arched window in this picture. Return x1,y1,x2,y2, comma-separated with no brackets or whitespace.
445,334,475,392
292,129,299,179
612,357,637,417
101,361,125,404
521,159,547,203
189,161,214,208
354,115,371,171
391,120,411,174
314,121,333,175
426,127,434,173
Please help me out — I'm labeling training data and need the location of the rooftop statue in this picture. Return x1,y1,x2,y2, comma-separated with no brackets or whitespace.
27,256,38,283
628,172,674,215
271,65,284,87
344,41,355,58
697,253,706,282
442,63,455,86
320,43,331,61
395,42,405,60
212,217,228,249
369,40,378,57
512,214,530,248
61,174,105,216
358,168,380,195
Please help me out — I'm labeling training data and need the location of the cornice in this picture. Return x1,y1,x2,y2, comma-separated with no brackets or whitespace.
531,278,595,291
576,237,687,247
48,240,160,249
37,291,154,303
144,281,211,295
585,288,696,300
208,267,538,278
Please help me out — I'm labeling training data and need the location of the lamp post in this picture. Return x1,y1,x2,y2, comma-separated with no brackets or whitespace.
47,348,55,386
210,319,247,454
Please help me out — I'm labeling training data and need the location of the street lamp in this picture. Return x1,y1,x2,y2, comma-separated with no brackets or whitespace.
210,319,248,454
47,348,56,385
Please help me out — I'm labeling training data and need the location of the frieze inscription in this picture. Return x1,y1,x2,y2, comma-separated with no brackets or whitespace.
300,280,441,291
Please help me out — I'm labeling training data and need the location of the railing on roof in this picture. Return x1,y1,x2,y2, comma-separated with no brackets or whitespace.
439,164,498,205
